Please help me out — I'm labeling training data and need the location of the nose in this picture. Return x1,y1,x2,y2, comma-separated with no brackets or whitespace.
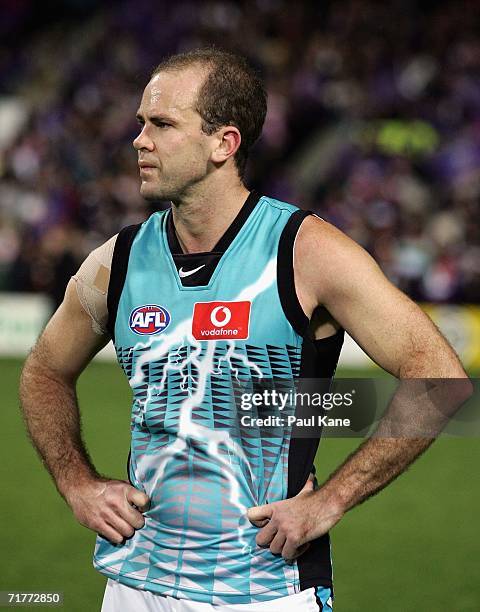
133,125,154,152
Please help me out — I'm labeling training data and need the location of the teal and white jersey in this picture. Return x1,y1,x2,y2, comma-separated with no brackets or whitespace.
93,192,343,604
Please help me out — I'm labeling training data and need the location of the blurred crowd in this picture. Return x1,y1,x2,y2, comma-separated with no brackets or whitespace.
0,0,479,306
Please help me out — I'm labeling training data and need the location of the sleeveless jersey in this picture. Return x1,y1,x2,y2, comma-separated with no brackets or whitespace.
93,192,344,605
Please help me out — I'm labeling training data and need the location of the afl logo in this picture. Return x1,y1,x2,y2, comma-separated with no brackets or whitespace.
129,305,171,335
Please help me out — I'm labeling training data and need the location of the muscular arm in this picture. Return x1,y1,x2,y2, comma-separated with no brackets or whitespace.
20,279,109,496
20,264,149,544
297,217,471,505
248,216,473,559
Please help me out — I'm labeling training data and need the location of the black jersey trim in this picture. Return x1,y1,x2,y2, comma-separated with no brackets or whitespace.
106,223,142,343
312,330,345,378
166,208,183,255
166,191,261,288
282,207,345,502
214,190,260,252
166,190,261,256
277,209,313,337
288,329,344,593
171,252,223,287
126,449,133,486
285,333,340,499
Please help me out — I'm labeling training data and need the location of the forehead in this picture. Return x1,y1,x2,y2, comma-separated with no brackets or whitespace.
138,66,207,120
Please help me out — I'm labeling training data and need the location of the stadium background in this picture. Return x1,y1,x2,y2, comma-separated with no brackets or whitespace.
0,0,479,610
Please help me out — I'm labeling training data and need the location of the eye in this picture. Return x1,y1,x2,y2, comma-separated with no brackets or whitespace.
154,120,171,129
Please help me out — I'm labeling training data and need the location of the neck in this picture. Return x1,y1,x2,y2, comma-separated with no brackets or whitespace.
170,178,250,253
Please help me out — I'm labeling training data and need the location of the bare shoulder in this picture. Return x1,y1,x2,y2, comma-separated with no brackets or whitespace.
293,215,381,317
74,233,118,292
295,214,353,252
293,214,465,377
27,234,117,384
294,216,380,300
71,233,119,336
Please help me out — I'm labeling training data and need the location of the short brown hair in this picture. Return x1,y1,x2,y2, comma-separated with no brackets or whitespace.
151,48,267,179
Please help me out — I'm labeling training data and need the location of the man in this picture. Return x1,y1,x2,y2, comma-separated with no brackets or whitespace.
20,49,471,612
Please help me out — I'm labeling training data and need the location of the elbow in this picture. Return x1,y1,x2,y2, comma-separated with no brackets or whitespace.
444,365,474,406
428,375,474,420
397,354,474,419
398,350,472,381
19,352,36,397
20,348,43,383
448,375,474,420
457,375,474,404
20,349,74,398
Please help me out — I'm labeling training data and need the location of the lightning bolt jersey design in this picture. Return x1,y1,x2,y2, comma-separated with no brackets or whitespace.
93,193,344,604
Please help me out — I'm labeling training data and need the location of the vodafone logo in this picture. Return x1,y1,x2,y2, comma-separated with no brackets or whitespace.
210,306,232,327
192,301,251,340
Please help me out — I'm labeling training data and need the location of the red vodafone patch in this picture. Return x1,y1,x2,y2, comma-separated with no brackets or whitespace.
192,301,251,340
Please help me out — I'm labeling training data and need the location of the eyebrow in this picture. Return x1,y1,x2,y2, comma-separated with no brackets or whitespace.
135,112,177,124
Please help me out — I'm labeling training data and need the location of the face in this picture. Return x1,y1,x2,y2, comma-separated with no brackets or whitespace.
133,67,215,201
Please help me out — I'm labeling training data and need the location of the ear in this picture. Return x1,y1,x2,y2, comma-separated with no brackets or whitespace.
211,126,242,164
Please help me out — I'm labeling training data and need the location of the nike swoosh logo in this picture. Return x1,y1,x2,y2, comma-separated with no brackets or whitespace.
178,264,206,278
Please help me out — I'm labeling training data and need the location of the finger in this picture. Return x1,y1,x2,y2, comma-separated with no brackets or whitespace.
97,522,125,545
251,518,269,528
105,513,136,539
120,507,146,530
283,540,310,561
118,500,146,530
126,487,150,511
247,504,272,526
256,521,278,548
269,531,287,556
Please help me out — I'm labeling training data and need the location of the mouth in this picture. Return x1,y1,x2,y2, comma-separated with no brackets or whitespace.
138,164,158,178
138,160,157,169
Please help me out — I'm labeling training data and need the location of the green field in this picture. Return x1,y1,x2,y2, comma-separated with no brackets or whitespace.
1,358,478,611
